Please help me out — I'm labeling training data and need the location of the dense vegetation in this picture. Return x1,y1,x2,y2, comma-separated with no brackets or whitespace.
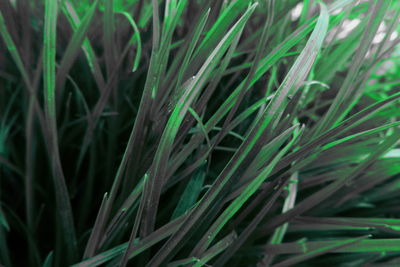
1,0,400,266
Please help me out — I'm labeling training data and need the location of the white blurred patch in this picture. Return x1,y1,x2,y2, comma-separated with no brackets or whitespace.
373,22,387,44
331,7,343,16
373,32,386,44
390,31,399,41
338,19,361,39
9,0,16,8
384,149,400,158
291,3,303,21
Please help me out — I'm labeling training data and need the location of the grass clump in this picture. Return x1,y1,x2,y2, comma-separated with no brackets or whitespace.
1,0,400,266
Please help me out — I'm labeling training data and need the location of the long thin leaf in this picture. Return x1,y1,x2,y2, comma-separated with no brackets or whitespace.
264,238,400,255
270,235,371,267
43,0,77,262
56,0,99,92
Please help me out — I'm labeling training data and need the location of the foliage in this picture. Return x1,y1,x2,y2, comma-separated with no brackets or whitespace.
0,0,400,266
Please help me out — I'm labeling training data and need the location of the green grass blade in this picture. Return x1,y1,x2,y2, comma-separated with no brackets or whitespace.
0,9,32,90
42,251,54,267
322,121,400,151
264,238,400,255
270,235,371,267
260,172,299,265
0,207,9,232
62,0,106,91
117,11,142,72
171,162,206,221
0,209,11,267
175,8,210,94
214,180,286,266
103,0,116,78
189,0,251,71
83,193,109,258
43,0,77,262
56,0,99,92
293,216,400,235
193,232,237,267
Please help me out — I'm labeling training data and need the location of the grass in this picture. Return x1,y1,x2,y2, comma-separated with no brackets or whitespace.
1,0,400,266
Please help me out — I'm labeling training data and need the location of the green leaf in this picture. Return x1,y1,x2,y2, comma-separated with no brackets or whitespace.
43,0,77,262
269,235,371,267
56,0,99,91
171,164,206,220
62,0,106,91
0,208,9,232
42,251,54,267
117,11,142,72
264,237,400,255
0,9,32,90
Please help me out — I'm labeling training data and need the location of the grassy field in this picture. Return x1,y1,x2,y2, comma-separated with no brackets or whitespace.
1,0,400,266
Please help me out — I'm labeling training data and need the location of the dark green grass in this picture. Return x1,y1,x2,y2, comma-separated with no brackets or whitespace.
1,0,400,266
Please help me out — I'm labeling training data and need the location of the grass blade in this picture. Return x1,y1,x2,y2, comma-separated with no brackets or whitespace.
270,235,371,267
264,238,400,255
56,0,99,92
62,0,106,91
171,163,206,220
43,0,77,262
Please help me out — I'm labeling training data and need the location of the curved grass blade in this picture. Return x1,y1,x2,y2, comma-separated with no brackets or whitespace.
117,11,142,72
42,251,54,267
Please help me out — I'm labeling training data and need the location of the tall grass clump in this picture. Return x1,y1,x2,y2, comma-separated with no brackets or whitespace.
1,0,400,266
